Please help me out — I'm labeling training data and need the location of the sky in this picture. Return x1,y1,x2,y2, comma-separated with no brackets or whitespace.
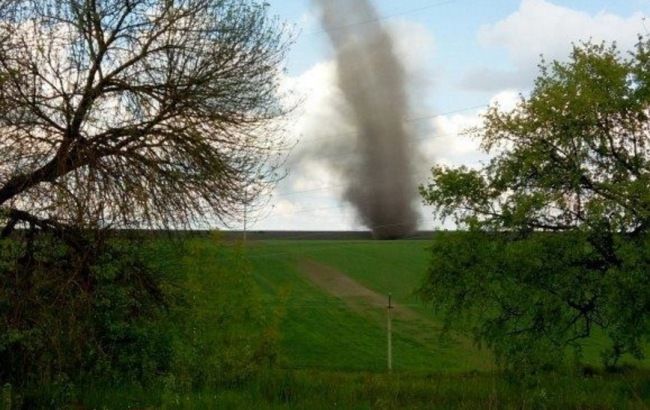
242,0,650,232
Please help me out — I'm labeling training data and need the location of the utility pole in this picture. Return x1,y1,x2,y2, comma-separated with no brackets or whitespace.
243,190,247,243
387,292,393,372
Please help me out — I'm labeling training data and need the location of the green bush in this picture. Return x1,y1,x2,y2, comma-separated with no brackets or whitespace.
169,236,280,390
420,40,650,374
0,231,174,389
0,231,280,406
419,231,650,374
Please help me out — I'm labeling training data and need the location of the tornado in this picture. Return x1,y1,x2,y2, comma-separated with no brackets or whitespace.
313,0,419,239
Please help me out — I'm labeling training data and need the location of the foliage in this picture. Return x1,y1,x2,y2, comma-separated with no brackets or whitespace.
3,237,650,407
168,237,281,389
0,0,292,393
0,231,174,387
0,234,285,406
420,39,650,370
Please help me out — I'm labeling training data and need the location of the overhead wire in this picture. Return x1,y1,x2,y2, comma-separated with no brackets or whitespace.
304,0,461,36
271,103,489,200
298,103,488,145
272,2,493,202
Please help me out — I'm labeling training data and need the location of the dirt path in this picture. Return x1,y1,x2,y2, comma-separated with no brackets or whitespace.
298,258,493,369
298,259,425,322
298,258,494,369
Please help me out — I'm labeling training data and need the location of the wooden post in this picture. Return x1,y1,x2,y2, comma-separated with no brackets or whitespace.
387,292,393,372
243,190,247,243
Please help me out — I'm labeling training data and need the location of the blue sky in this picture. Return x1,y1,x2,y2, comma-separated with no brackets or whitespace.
243,0,650,232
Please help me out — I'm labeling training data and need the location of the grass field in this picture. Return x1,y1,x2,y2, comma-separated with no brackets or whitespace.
79,368,650,409
241,239,490,372
27,236,650,409
237,239,648,373
93,236,645,409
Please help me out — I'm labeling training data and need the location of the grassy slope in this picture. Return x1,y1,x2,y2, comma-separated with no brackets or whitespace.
243,240,485,372
243,239,649,371
243,242,471,372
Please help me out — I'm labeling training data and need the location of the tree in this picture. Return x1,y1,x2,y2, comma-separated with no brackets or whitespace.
0,0,292,389
420,40,650,371
0,0,291,235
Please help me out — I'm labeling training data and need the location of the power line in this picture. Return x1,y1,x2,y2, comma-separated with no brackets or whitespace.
300,103,487,145
262,168,427,218
258,1,492,233
273,130,480,200
268,203,348,216
259,149,482,221
268,103,489,201
304,0,461,36
405,104,488,122
229,103,491,228
276,184,345,198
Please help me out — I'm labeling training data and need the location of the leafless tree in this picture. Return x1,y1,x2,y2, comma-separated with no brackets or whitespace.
0,0,292,237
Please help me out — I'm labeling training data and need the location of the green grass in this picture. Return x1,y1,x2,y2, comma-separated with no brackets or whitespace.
250,240,430,306
10,236,649,409
238,239,649,372
76,369,650,409
148,237,650,409
235,239,491,372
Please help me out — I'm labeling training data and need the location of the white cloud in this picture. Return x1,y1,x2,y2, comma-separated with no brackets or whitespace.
257,61,348,230
278,60,348,148
272,199,299,215
255,19,440,231
420,109,484,170
463,0,645,91
298,10,319,33
418,89,519,172
389,19,436,88
288,158,341,193
489,89,520,111
461,67,528,93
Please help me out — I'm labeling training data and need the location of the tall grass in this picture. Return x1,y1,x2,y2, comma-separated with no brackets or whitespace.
75,369,650,409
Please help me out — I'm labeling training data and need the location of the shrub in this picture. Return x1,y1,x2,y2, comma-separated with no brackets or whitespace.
0,231,173,387
169,236,280,389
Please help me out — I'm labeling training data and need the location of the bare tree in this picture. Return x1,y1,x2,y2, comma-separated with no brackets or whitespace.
0,0,292,236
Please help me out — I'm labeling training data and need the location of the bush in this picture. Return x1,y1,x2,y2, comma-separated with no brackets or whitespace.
0,231,174,388
169,236,280,390
419,231,650,374
420,39,650,373
0,231,280,406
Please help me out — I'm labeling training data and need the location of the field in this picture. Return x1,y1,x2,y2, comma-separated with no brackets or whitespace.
241,238,647,372
68,236,650,408
244,238,489,372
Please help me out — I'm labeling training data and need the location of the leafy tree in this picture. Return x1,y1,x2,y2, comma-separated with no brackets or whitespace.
420,40,650,371
170,237,281,389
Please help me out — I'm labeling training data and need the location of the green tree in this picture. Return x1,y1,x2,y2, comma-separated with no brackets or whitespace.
420,40,650,371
